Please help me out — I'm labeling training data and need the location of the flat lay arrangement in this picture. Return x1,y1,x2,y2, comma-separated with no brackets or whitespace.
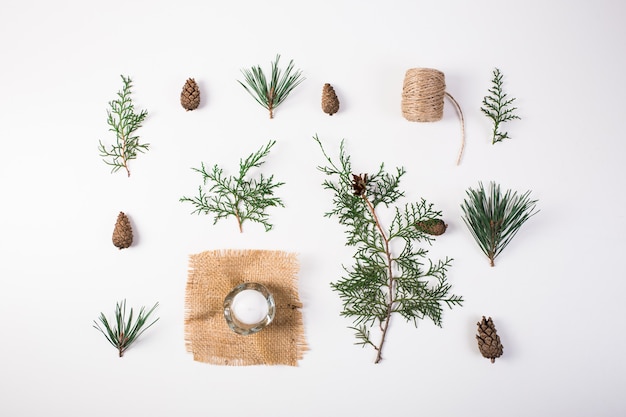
5,4,623,416
95,59,535,365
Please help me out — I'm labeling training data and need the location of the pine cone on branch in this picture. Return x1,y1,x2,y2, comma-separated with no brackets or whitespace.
415,219,447,235
112,212,133,250
476,316,503,363
321,83,339,116
180,78,200,111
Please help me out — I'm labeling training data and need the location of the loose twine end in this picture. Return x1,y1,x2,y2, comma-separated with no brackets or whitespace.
444,92,465,166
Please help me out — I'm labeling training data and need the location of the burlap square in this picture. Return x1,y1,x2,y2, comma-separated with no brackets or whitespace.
184,249,307,366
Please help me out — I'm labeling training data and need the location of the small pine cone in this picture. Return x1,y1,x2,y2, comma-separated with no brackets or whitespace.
321,83,340,115
415,219,447,236
180,78,200,111
351,173,367,196
476,316,503,363
112,212,133,250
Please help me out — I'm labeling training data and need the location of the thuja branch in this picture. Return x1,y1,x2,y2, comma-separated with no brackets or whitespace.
461,181,538,267
238,54,305,119
481,68,520,144
314,134,463,364
180,140,285,233
360,191,394,363
98,75,149,177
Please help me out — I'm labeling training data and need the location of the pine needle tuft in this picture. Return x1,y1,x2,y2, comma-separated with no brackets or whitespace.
238,54,305,119
93,300,159,357
461,181,538,267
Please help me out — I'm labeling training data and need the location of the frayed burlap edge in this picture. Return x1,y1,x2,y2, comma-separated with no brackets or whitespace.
184,249,307,366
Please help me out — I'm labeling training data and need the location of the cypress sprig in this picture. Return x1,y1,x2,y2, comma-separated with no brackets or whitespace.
314,135,463,364
461,181,538,267
98,75,149,177
180,140,285,233
93,299,159,358
238,54,305,119
481,68,520,144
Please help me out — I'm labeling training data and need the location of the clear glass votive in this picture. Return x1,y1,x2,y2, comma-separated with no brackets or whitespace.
223,282,275,335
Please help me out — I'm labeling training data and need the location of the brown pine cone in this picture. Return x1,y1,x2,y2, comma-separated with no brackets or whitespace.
180,78,200,111
112,212,133,250
351,173,367,196
321,83,339,115
476,316,503,363
415,219,447,235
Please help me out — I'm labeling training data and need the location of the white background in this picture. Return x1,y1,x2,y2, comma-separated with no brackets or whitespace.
1,0,625,416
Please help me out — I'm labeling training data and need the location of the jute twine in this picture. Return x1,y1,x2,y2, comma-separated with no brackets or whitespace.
401,68,466,165
184,249,307,366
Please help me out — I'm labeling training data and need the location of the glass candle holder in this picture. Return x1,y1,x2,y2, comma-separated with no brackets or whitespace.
223,282,275,335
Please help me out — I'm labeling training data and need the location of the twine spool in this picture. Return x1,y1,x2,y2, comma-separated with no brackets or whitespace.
401,68,465,165
401,68,446,122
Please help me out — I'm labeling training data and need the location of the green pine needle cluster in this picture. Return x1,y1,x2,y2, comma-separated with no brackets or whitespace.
461,181,538,267
93,300,159,358
98,75,149,177
481,68,520,144
238,54,305,119
180,140,285,233
314,135,463,364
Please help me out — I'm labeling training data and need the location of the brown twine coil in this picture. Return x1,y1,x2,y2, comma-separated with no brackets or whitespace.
401,68,465,165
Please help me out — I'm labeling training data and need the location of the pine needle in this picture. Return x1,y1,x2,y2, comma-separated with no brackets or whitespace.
238,54,305,118
93,300,159,357
461,181,538,267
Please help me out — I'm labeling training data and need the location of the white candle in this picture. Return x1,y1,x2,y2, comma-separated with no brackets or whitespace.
231,289,269,325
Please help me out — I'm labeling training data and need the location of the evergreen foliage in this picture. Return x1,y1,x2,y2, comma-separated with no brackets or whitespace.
461,181,538,267
98,75,149,177
93,300,159,358
314,135,463,363
238,54,305,119
481,68,520,144
180,140,285,233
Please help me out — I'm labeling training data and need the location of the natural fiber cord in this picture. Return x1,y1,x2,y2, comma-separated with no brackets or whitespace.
401,68,465,165
401,68,446,122
184,249,307,366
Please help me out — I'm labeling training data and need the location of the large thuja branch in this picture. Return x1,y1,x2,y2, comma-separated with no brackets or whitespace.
353,173,395,362
315,135,463,364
